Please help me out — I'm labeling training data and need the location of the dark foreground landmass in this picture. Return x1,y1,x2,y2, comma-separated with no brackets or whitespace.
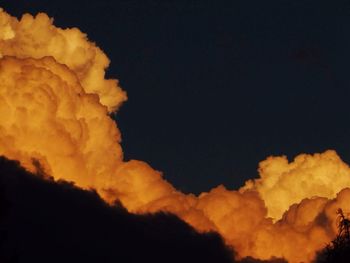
0,157,289,263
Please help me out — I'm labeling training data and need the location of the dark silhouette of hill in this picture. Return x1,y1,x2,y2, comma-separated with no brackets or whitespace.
0,157,234,263
240,257,286,263
0,157,287,263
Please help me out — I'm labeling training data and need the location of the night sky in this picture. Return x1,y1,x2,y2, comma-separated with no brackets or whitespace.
3,0,350,194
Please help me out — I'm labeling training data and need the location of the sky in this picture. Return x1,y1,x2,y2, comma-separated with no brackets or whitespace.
3,0,350,194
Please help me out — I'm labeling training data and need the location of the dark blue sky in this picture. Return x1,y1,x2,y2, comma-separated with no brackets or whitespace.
5,1,350,194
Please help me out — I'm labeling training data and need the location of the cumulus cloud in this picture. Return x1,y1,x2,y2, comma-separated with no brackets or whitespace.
242,150,350,220
0,8,126,111
0,56,123,190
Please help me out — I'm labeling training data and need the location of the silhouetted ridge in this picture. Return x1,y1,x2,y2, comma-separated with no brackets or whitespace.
0,157,235,263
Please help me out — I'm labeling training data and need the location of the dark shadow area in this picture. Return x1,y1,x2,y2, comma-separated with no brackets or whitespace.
0,157,234,263
240,257,287,263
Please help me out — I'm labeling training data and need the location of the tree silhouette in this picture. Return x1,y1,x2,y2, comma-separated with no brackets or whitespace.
315,208,350,263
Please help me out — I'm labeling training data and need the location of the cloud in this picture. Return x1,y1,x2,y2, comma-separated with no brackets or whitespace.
1,8,350,263
0,8,126,112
